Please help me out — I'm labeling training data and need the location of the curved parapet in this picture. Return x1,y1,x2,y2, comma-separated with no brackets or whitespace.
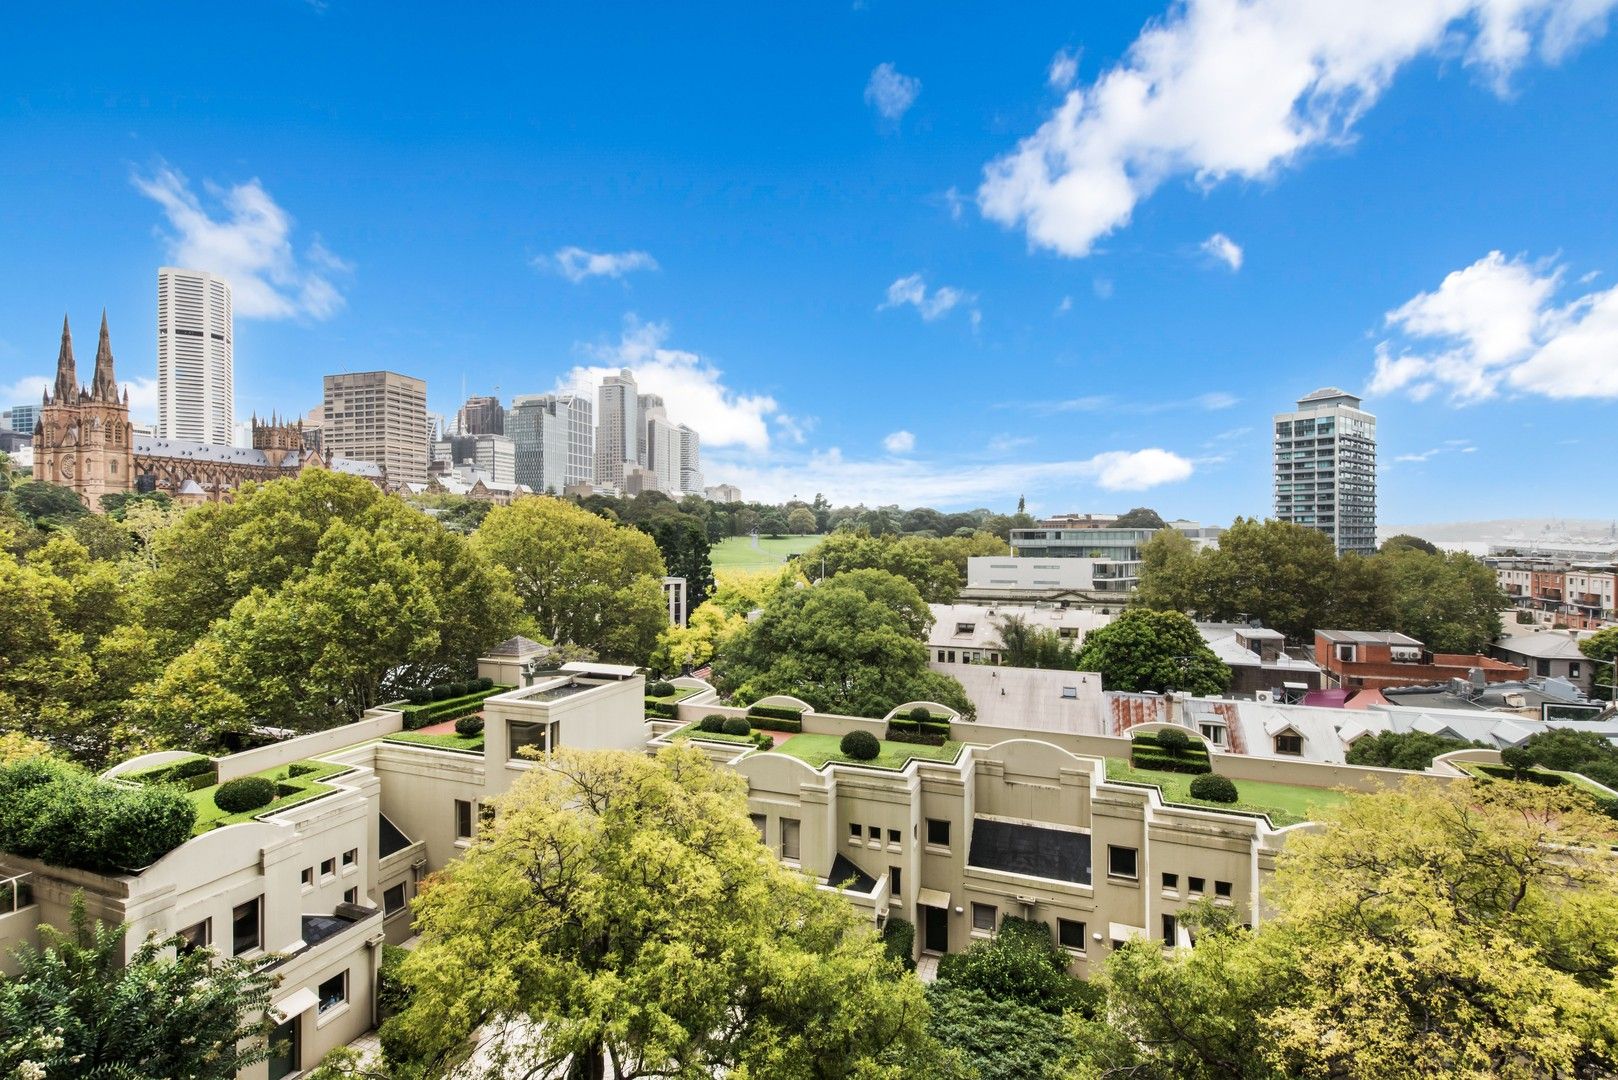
748,693,814,714
882,701,962,723
101,751,211,782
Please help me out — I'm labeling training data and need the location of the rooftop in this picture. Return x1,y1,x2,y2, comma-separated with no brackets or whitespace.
967,818,1091,885
1316,629,1423,646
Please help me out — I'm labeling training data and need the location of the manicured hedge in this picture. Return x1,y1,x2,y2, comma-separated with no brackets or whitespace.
887,718,951,738
455,714,485,737
215,776,278,813
886,729,948,747
645,700,680,720
841,730,881,761
699,715,728,733
398,685,508,729
882,917,916,971
722,716,752,737
1189,774,1239,803
1130,731,1212,775
124,756,218,792
0,757,196,873
646,680,677,698
748,704,807,724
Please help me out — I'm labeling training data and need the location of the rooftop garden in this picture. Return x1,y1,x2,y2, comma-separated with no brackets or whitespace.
771,732,963,771
671,720,759,746
646,680,703,718
1459,762,1618,816
397,680,511,730
183,759,352,835
0,757,195,873
1104,758,1348,827
385,729,485,755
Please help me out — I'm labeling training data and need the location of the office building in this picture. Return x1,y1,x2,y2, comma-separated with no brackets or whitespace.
1274,388,1377,556
323,371,429,486
678,424,703,494
594,370,640,487
988,521,1223,597
456,395,504,436
508,395,571,494
432,433,516,487
2,404,39,435
640,393,681,493
704,483,742,502
157,267,234,446
555,392,594,488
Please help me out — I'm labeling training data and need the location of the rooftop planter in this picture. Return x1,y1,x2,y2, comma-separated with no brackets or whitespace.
0,757,195,874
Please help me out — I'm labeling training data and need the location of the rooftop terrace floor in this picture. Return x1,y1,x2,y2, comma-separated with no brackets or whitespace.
771,733,963,771
1104,759,1349,827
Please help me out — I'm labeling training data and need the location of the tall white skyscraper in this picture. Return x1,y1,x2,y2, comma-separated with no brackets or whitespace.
1274,388,1377,556
594,370,640,487
157,267,234,445
640,393,682,493
677,424,703,494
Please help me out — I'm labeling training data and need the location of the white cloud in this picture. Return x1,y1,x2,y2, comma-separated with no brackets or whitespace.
1391,439,1473,464
1048,48,1080,89
705,445,1194,505
1368,251,1618,403
132,164,348,320
979,0,1616,257
942,186,966,221
549,246,659,283
1195,390,1239,410
1201,232,1244,270
1055,295,1073,315
879,273,976,321
865,62,921,121
882,430,916,454
566,316,778,451
1092,277,1114,300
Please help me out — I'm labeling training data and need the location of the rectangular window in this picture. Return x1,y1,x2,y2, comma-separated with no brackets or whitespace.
1215,880,1233,898
1199,724,1225,746
1057,919,1086,950
781,818,801,861
955,623,975,634
1274,733,1303,756
343,887,358,905
1570,663,1582,678
508,720,548,760
1061,686,1078,699
887,828,901,845
320,858,336,878
1161,872,1178,890
342,848,357,868
867,824,881,841
926,819,950,848
849,823,863,840
232,897,261,956
176,919,210,955
383,883,407,916
317,972,348,1014
750,813,766,840
1188,877,1205,894
300,867,314,888
972,903,996,932
889,865,902,898
454,799,474,841
1107,845,1138,880
1162,914,1177,946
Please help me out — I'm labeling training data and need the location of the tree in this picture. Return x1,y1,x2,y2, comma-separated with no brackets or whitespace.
1510,727,1618,773
1580,625,1618,699
1131,528,1201,613
1195,518,1340,640
758,509,789,536
787,506,817,535
926,985,1072,1080
1380,547,1504,653
638,516,714,609
1380,533,1440,556
375,746,945,1080
800,530,963,602
1113,507,1167,529
934,917,1092,1014
98,489,172,521
647,601,745,675
9,481,88,528
473,496,666,663
716,569,974,718
1074,609,1229,696
0,897,277,1079
992,613,1080,670
1344,730,1481,770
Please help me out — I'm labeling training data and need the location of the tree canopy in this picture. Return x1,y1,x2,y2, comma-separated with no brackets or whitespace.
797,529,1007,604
1343,730,1483,770
1580,625,1618,699
1073,609,1230,696
992,613,1082,670
1112,507,1167,529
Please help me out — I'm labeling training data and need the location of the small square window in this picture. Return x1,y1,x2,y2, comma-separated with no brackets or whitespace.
300,867,314,887
1188,877,1205,894
317,971,348,1014
971,903,996,932
867,825,881,841
887,828,901,845
342,848,357,868
1215,880,1233,898
343,887,358,905
1061,686,1078,699
849,823,862,839
1274,732,1303,756
1057,918,1086,950
383,883,406,916
926,819,950,847
1107,845,1138,880
1161,872,1178,890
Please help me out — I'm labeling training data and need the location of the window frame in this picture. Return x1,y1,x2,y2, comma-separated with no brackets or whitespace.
1107,844,1138,880
383,882,407,917
781,817,801,862
925,818,950,848
971,903,996,932
454,799,475,841
231,896,262,957
316,971,348,1015
1057,918,1086,951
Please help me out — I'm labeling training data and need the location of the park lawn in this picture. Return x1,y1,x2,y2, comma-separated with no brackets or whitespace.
670,722,757,746
711,534,821,572
773,733,963,771
385,730,486,754
187,760,353,835
1105,759,1348,827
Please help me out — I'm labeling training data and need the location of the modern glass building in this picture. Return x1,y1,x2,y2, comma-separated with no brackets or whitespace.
1273,388,1377,556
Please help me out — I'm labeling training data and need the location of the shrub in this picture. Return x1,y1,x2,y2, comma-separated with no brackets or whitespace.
1189,774,1239,803
886,729,947,747
699,715,728,734
908,706,932,723
935,917,1089,1014
1154,727,1192,755
378,943,413,1018
476,676,494,691
645,700,679,720
1578,759,1618,790
431,684,453,701
286,762,317,778
747,713,803,733
646,680,677,698
749,704,807,723
882,917,916,970
1499,746,1535,774
213,776,278,814
840,730,881,761
751,732,774,749
405,687,430,705
455,714,485,737
0,757,196,872
722,716,752,737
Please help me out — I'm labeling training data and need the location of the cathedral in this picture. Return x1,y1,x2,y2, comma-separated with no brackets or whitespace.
33,314,390,511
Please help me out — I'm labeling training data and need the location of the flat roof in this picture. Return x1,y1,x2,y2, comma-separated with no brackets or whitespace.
1316,629,1423,646
967,818,1091,885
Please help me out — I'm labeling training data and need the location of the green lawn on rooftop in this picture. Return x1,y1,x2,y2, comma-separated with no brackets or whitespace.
772,733,962,771
711,534,820,572
647,685,702,703
185,760,352,835
1105,759,1349,827
670,722,757,746
385,730,485,754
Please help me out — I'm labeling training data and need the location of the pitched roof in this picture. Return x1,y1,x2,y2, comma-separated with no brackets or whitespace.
486,635,545,657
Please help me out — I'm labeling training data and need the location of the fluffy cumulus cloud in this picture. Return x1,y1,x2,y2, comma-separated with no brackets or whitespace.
1368,251,1618,403
879,273,975,321
1048,48,1080,89
979,0,1617,257
882,430,916,454
565,316,778,451
132,165,348,319
549,246,659,283
1201,232,1244,270
864,62,921,121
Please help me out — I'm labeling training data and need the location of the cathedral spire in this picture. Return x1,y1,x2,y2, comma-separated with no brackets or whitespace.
52,314,77,403
91,309,119,402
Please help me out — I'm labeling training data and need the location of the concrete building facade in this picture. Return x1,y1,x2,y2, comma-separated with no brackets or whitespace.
1273,388,1377,556
157,267,234,446
322,371,429,487
594,370,640,487
508,394,571,494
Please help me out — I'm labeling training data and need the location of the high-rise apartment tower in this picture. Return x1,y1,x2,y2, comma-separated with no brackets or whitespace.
594,370,640,487
1273,388,1377,556
156,268,234,445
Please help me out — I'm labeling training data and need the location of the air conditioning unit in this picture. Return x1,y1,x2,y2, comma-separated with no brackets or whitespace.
1255,690,1274,703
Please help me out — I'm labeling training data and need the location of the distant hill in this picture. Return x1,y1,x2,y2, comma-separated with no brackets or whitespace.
1382,519,1618,546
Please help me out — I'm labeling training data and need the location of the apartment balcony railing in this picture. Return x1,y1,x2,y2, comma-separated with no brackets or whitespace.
0,872,34,915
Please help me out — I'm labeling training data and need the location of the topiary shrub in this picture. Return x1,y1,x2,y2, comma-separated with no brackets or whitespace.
1189,774,1239,803
722,716,752,737
840,729,881,761
646,680,677,698
455,714,485,737
286,762,317,778
1499,746,1535,774
882,917,916,971
699,714,728,733
908,705,932,723
477,676,494,691
432,684,453,701
1155,727,1192,755
213,776,278,814
405,687,430,705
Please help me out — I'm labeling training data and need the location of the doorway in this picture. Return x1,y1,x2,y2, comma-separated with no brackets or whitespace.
922,905,949,954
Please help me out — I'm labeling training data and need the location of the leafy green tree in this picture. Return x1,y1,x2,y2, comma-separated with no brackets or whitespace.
1112,507,1167,529
935,917,1092,1014
1130,528,1201,613
759,509,789,536
992,613,1081,670
1328,551,1397,631
1380,533,1440,556
375,746,946,1080
1380,547,1505,653
1344,730,1481,770
638,516,713,609
9,481,88,527
1511,727,1618,773
716,569,973,718
474,496,666,662
800,530,963,602
1580,625,1618,699
0,898,277,1079
1195,518,1340,640
787,506,818,535
926,984,1073,1080
98,489,172,521
1074,609,1230,696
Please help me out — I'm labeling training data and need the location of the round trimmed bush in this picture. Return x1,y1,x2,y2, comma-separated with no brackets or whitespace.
405,687,430,705
448,681,467,698
1155,727,1192,754
431,684,453,701
907,706,932,723
1188,774,1238,803
699,714,728,734
646,680,677,698
840,730,881,761
455,714,485,737
722,716,752,737
477,676,494,691
213,776,278,814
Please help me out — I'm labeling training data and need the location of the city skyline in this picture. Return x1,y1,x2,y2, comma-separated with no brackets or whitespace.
4,3,1618,518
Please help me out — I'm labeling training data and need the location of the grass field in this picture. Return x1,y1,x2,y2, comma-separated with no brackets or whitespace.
385,730,485,754
186,760,352,834
1104,759,1349,827
711,534,820,573
772,733,963,771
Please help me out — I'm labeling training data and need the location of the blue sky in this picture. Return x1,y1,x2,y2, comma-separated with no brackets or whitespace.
3,1,1617,521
